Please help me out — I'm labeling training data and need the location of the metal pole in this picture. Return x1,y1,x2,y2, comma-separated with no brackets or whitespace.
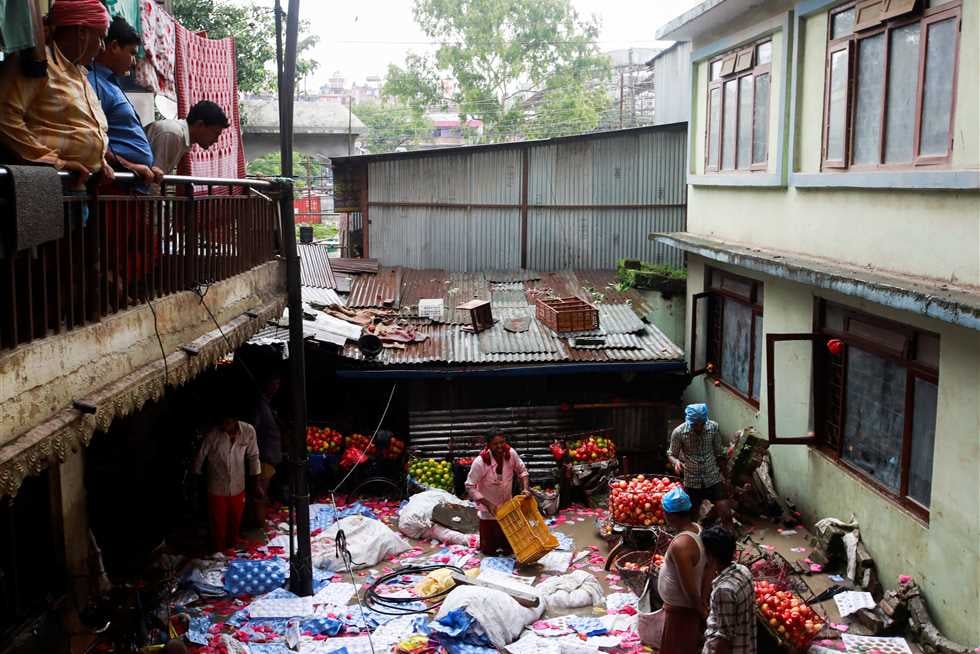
278,0,313,597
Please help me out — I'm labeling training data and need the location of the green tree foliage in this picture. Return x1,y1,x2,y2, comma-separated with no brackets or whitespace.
384,0,611,141
246,152,325,190
354,102,433,153
172,0,319,95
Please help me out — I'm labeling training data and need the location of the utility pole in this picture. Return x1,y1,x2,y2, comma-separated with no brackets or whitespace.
276,0,313,597
619,71,624,129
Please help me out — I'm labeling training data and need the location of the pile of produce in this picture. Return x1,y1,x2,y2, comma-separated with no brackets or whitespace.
339,447,368,470
567,435,616,462
549,441,566,461
609,475,681,526
381,435,406,461
454,456,474,466
346,433,377,458
619,553,665,573
306,426,344,454
753,580,824,650
408,458,454,492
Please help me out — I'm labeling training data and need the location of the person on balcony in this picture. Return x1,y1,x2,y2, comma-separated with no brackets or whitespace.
192,407,264,553
146,101,229,175
465,428,531,555
87,16,164,187
0,0,113,188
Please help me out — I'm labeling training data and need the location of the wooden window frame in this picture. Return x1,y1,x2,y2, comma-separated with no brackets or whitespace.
692,268,764,408
820,0,962,171
810,300,939,520
705,39,772,174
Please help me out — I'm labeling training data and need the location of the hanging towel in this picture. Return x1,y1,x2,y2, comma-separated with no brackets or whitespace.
1,164,64,255
135,0,176,100
174,23,245,195
0,0,35,53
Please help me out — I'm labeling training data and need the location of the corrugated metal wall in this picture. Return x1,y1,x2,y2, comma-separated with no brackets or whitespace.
364,124,687,271
409,405,575,480
653,43,692,126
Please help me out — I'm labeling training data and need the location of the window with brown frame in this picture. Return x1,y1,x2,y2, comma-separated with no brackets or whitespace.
691,268,764,406
706,40,772,172
822,0,962,169
768,301,939,518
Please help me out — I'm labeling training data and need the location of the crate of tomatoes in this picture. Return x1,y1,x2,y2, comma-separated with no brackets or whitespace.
608,474,681,527
753,580,825,652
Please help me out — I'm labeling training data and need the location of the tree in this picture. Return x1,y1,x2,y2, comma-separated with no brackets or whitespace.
384,0,611,141
354,102,434,153
172,0,319,95
247,152,325,190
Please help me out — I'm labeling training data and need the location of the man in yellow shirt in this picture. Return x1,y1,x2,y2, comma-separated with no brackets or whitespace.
0,0,113,187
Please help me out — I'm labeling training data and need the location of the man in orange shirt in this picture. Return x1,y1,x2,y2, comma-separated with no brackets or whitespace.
0,0,113,187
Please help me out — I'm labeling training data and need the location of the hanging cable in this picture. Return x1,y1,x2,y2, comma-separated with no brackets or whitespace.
143,296,169,386
329,382,397,498
335,530,376,654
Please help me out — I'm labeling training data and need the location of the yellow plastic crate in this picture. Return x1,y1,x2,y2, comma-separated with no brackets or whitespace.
495,495,559,564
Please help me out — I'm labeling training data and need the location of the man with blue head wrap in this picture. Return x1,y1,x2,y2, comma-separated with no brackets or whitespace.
667,403,733,531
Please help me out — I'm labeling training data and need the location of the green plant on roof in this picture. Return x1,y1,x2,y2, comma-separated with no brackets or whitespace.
616,259,687,290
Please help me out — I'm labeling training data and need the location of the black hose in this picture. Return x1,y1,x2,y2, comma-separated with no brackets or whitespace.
365,564,466,615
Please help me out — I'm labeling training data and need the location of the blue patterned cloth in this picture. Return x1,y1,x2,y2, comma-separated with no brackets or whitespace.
414,609,495,654
555,532,574,551
246,645,293,654
187,614,211,645
309,502,378,531
301,617,344,636
224,558,288,596
479,556,516,574
567,616,608,637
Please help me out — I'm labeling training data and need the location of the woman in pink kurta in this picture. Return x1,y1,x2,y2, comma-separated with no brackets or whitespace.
465,430,531,555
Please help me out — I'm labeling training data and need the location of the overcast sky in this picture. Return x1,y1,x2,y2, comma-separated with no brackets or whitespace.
271,0,703,90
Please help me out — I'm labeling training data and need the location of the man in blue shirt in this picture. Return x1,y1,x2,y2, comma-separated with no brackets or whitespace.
87,16,163,187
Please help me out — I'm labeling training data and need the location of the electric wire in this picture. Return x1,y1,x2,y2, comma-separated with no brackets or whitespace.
335,530,377,654
143,296,169,386
365,564,466,615
329,382,397,497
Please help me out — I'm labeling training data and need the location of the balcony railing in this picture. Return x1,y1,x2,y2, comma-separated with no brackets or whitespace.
0,168,284,353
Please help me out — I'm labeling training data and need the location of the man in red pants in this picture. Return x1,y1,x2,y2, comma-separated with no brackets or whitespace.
192,410,263,552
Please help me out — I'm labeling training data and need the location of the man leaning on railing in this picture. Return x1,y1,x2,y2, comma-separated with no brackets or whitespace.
0,0,114,190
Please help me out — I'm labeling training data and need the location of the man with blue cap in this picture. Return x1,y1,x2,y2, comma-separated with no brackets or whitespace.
656,486,709,654
668,403,733,531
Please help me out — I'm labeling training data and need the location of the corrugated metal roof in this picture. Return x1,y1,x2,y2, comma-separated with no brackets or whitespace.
306,266,684,368
347,267,402,308
297,244,336,289
330,258,380,274
302,286,345,307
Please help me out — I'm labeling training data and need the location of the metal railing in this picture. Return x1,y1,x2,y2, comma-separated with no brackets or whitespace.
0,168,285,352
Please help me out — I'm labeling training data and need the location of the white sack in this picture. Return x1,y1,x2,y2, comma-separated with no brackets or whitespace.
398,489,473,539
437,585,544,647
535,570,605,610
316,515,410,570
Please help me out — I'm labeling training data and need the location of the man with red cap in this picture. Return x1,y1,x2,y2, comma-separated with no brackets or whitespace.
0,0,113,187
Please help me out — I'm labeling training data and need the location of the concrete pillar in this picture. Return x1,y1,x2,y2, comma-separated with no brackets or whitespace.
50,450,90,606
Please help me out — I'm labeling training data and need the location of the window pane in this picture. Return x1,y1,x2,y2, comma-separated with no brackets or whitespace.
723,80,738,170
916,333,940,368
909,377,937,507
832,7,856,39
721,274,753,299
738,76,753,169
841,347,906,492
827,48,850,161
756,41,772,65
848,318,907,354
884,24,921,163
708,87,721,167
711,60,723,81
752,74,770,164
853,34,885,164
752,314,763,400
721,299,752,395
919,18,957,157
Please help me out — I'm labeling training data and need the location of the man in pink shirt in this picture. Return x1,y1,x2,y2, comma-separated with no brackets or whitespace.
465,429,531,555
